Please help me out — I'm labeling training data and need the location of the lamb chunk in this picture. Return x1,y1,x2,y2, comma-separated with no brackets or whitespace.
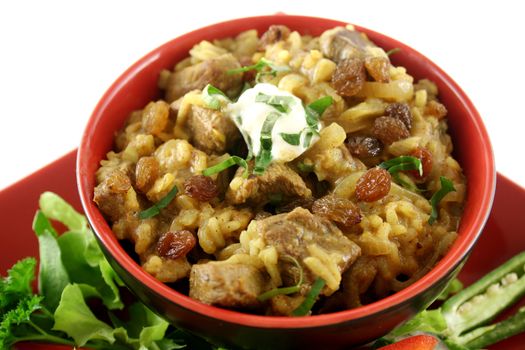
93,170,131,222
259,25,291,49
256,208,361,288
186,105,240,154
164,54,243,102
189,263,265,308
320,27,379,63
226,163,312,206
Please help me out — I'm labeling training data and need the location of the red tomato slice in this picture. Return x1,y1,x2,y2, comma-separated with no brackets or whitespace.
377,335,439,350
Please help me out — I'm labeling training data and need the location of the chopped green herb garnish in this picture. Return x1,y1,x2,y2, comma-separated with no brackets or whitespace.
254,112,280,175
138,185,178,219
303,131,314,148
393,172,420,192
253,150,272,176
280,132,301,146
307,96,334,117
428,176,456,224
297,162,314,173
227,58,290,83
228,58,289,76
257,256,303,302
305,96,333,132
235,115,243,126
202,84,229,110
386,48,401,56
379,156,423,177
202,155,249,178
292,277,325,316
255,93,294,113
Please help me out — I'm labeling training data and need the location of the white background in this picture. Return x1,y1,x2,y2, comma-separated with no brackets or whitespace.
1,0,524,190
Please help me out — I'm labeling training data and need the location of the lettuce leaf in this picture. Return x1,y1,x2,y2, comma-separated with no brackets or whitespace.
53,283,116,346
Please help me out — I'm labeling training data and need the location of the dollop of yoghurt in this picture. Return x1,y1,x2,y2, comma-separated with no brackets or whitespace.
226,83,320,163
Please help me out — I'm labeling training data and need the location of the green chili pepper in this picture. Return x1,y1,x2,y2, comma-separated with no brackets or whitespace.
377,251,525,349
442,251,525,343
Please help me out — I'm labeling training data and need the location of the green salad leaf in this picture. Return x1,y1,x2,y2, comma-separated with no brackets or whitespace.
0,192,210,350
36,230,70,312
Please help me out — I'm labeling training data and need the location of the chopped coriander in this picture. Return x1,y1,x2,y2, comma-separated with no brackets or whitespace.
428,176,456,224
305,96,333,131
292,277,325,316
257,256,303,302
138,185,178,219
227,58,290,82
297,162,314,173
255,93,294,113
379,156,423,176
202,156,249,178
307,96,334,117
386,48,401,56
254,112,280,175
303,130,314,148
392,172,420,193
280,132,301,146
235,115,243,126
202,84,229,110
253,150,272,176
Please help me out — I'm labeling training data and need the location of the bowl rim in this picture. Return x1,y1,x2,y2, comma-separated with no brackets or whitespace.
77,14,496,329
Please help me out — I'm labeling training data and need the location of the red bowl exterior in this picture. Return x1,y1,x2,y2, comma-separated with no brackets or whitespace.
77,15,496,349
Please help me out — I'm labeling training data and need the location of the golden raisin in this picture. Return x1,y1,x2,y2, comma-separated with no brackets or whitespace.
425,100,448,119
355,167,392,202
372,116,410,145
135,156,159,193
312,195,362,229
142,101,169,136
408,147,433,179
184,175,219,202
364,56,390,83
157,230,196,260
346,136,383,158
385,102,412,130
332,57,366,97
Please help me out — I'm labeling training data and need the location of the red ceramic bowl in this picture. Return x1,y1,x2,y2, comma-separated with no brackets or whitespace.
77,15,495,349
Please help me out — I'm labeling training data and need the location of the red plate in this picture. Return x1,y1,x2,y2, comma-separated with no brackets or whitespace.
1,150,524,349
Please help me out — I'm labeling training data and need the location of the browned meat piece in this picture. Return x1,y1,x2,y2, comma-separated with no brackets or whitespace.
93,170,132,221
320,27,379,63
257,208,361,285
164,54,243,102
186,105,240,154
226,163,312,206
259,25,291,49
189,263,265,308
